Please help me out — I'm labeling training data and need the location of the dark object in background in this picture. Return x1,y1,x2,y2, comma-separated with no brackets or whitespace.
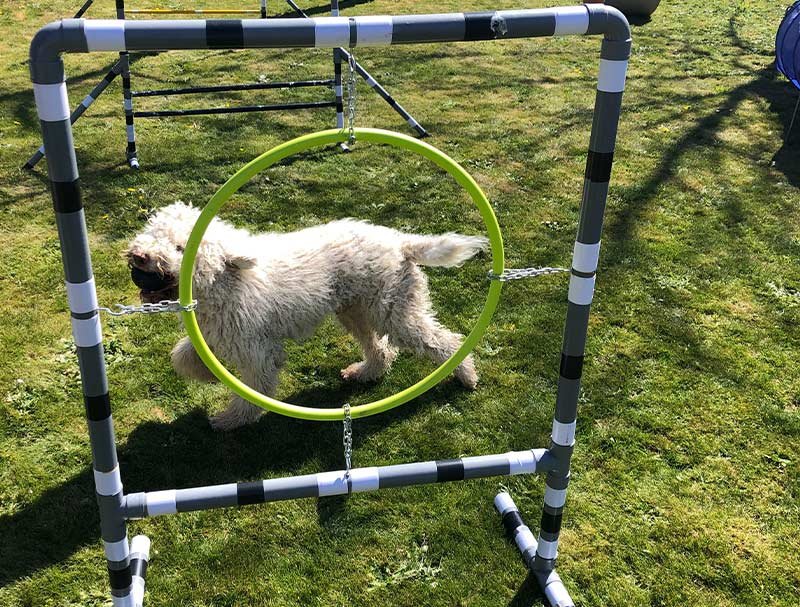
776,1,800,142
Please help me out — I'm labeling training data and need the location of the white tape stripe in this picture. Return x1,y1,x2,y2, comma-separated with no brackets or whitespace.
553,6,589,36
537,537,558,560
131,578,146,607
314,17,350,47
104,537,130,561
508,449,538,475
551,420,576,446
317,471,349,496
94,466,123,496
85,20,127,51
356,16,393,46
365,76,377,87
112,593,135,607
334,85,343,96
544,582,572,607
544,486,568,509
66,278,99,314
130,534,151,559
126,125,135,140
124,98,133,110
82,95,94,108
146,489,177,516
494,491,516,516
349,467,380,493
514,526,537,552
71,315,102,348
568,274,595,306
33,82,70,122
597,59,628,93
572,241,601,274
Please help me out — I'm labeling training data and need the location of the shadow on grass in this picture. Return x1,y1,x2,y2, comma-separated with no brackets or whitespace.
0,376,478,587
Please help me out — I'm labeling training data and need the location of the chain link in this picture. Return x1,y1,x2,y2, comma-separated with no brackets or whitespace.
342,403,353,478
487,266,570,282
346,47,357,146
97,299,197,316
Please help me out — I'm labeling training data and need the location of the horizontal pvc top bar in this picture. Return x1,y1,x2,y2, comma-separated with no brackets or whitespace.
30,6,630,65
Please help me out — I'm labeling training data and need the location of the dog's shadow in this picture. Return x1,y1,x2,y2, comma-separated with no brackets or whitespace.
0,378,468,587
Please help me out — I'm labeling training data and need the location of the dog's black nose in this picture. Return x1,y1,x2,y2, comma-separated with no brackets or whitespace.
131,266,172,291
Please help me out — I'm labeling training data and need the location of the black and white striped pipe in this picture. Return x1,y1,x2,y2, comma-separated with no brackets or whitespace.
129,535,150,607
24,59,123,170
260,0,267,19
123,449,547,518
116,1,139,169
534,9,629,573
329,0,345,130
495,492,574,607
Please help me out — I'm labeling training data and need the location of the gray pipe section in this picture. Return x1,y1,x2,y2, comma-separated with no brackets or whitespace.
24,59,123,169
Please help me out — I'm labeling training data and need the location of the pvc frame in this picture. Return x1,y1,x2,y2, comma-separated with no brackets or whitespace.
30,6,631,607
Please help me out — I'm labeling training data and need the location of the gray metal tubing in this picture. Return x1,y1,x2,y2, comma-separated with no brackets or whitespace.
495,492,575,607
122,449,547,519
117,0,139,169
24,59,123,170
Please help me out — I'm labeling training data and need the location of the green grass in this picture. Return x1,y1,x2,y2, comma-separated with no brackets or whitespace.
1,0,800,605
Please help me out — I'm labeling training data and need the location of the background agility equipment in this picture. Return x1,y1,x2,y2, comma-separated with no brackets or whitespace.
30,5,630,606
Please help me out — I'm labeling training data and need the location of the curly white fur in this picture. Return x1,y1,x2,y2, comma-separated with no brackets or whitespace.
126,202,487,430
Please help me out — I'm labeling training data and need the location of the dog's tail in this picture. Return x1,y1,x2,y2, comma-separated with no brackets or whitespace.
401,233,488,267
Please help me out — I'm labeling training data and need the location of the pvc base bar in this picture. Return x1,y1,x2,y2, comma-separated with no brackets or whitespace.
123,449,548,519
133,101,337,118
131,79,335,97
495,492,575,607
129,535,150,607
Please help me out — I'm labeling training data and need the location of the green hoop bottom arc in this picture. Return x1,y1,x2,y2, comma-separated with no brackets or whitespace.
179,128,504,421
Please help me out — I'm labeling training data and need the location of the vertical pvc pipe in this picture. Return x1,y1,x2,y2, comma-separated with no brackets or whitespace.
117,0,139,169
31,53,133,606
533,9,631,575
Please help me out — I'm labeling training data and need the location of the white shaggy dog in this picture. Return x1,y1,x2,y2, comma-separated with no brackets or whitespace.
126,202,487,430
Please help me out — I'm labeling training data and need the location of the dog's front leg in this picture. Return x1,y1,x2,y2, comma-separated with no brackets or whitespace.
209,344,285,431
171,336,217,383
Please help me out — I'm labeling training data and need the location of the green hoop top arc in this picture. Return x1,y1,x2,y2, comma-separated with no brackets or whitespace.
179,128,504,421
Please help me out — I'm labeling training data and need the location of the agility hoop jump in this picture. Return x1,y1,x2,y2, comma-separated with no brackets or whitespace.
30,5,630,606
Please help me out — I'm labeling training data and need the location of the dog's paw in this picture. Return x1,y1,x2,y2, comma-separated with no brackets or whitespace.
341,361,382,383
455,361,479,390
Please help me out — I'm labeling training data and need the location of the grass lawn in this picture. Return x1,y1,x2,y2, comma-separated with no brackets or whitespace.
1,0,799,605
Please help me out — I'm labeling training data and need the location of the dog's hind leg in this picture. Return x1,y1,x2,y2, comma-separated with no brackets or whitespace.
382,265,478,389
171,337,217,382
337,306,397,383
209,344,285,431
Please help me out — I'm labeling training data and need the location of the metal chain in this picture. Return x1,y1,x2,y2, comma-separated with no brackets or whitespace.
346,46,357,146
487,266,570,282
97,299,197,316
342,403,353,478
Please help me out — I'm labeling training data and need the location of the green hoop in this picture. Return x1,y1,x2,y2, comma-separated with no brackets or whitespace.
179,128,504,421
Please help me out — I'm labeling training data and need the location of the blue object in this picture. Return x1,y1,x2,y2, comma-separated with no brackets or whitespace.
777,1,800,89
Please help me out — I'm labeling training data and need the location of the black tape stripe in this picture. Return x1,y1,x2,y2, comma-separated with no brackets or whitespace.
107,565,132,590
464,12,495,41
559,354,584,380
540,510,563,535
501,510,524,536
435,459,464,482
84,393,111,421
585,150,614,183
51,179,82,213
237,481,265,505
207,20,244,48
130,557,148,579
71,310,98,320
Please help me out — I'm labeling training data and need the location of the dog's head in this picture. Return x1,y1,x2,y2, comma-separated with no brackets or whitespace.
126,201,257,303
